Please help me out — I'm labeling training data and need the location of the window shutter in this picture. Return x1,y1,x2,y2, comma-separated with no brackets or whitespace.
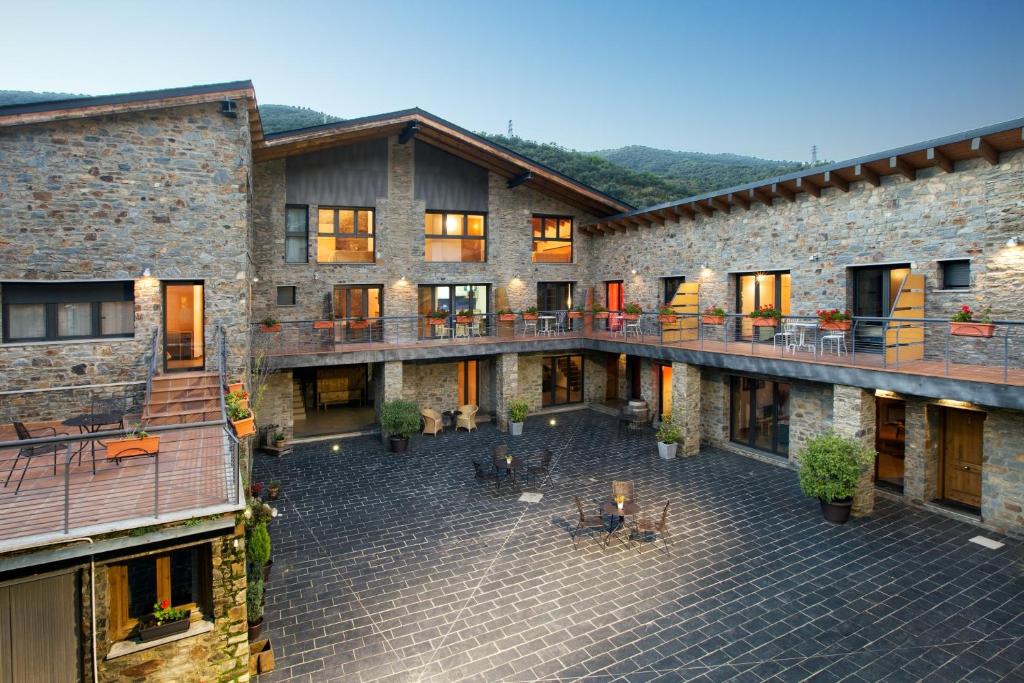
943,261,970,289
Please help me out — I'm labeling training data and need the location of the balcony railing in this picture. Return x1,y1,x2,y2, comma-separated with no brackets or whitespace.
251,312,1024,385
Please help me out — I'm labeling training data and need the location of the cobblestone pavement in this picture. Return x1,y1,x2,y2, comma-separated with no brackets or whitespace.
252,410,1024,682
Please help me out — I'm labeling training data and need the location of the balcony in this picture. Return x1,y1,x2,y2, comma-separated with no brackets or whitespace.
254,313,1024,407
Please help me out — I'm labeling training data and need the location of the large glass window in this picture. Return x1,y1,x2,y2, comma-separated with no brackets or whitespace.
542,355,583,406
850,264,910,350
424,211,486,262
2,281,134,342
663,276,686,304
730,376,790,456
333,285,382,341
109,545,210,640
537,282,574,311
285,205,308,263
317,207,374,263
417,284,489,338
531,215,572,263
735,271,791,339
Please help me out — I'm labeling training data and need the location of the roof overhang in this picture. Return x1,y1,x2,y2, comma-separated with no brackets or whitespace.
254,108,632,216
0,80,264,146
580,116,1024,235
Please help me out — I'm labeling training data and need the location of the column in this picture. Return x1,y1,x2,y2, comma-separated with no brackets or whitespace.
494,353,519,432
832,385,876,517
382,360,404,403
671,362,702,456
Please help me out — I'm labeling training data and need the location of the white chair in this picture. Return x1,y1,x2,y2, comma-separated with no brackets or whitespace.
456,405,479,432
773,322,797,352
821,331,848,356
523,317,538,336
553,311,566,335
625,317,642,338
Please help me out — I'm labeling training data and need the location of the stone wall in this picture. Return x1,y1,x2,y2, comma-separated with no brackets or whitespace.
0,101,253,419
699,370,730,448
402,361,461,412
260,370,294,440
788,382,834,462
583,352,607,404
517,354,544,413
981,408,1024,533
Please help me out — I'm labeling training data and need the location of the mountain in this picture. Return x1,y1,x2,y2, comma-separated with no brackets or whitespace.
259,104,343,134
592,146,806,197
0,89,84,106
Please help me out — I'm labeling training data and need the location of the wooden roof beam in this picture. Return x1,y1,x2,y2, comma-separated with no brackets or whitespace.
795,177,820,198
691,201,713,217
709,196,731,214
507,170,533,189
853,163,880,187
971,136,999,165
823,171,849,192
731,192,750,210
926,147,954,173
889,155,916,181
771,182,795,203
749,188,773,206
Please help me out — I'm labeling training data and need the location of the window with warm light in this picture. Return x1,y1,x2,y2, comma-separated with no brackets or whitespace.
424,211,486,262
317,207,374,263
531,215,573,263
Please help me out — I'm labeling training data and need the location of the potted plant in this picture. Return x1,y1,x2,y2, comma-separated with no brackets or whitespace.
656,419,681,460
797,431,876,524
248,520,272,581
508,398,529,436
817,308,853,331
249,481,264,499
380,399,420,453
139,599,190,642
226,380,245,395
455,309,475,324
425,310,448,325
497,308,517,322
227,393,256,438
658,306,678,324
623,302,643,321
702,306,726,325
228,389,249,411
259,316,281,333
521,306,539,321
749,304,782,327
106,424,160,460
348,316,369,330
268,481,280,500
272,431,286,449
591,304,609,319
950,305,995,337
312,319,334,330
246,578,265,641
567,306,584,320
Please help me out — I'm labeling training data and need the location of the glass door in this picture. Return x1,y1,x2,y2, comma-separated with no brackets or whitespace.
334,285,381,341
542,355,583,406
606,281,624,331
730,375,790,456
851,265,910,351
417,284,488,338
537,282,574,311
736,272,791,340
163,282,204,371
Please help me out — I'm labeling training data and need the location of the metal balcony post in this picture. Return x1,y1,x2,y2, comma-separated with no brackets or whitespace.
851,320,857,366
1004,332,1010,383
154,452,160,518
944,324,950,376
63,445,71,535
882,321,888,368
894,325,901,369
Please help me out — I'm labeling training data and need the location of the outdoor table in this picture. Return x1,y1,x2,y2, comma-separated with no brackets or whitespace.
62,411,124,474
602,501,640,547
538,315,556,335
789,322,818,354
492,454,525,487
442,409,461,429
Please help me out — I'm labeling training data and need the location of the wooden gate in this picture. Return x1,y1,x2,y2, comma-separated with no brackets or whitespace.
885,273,925,364
942,407,984,510
662,282,699,342
0,571,80,682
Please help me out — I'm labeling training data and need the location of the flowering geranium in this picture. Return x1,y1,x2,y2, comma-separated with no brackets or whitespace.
152,599,188,625
951,305,992,323
749,304,782,320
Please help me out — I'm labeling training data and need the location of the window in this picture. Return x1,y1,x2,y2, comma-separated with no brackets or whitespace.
276,286,296,306
317,207,374,263
2,281,134,343
735,271,791,339
542,355,583,406
333,285,383,341
285,205,308,263
424,211,486,262
941,259,971,289
730,376,790,456
850,264,910,350
417,284,489,338
663,277,686,304
537,282,574,311
108,545,211,641
531,215,572,263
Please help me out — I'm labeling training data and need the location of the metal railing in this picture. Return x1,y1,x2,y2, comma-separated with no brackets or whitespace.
142,329,160,417
215,325,241,505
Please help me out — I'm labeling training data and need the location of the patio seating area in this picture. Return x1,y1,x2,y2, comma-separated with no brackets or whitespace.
252,410,1024,682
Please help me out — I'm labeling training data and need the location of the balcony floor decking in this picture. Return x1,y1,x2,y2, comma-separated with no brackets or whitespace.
0,424,234,547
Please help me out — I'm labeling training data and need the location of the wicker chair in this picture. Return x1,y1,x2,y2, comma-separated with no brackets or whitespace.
611,480,635,504
421,408,443,436
456,405,478,432
527,449,553,484
572,496,606,549
632,501,670,554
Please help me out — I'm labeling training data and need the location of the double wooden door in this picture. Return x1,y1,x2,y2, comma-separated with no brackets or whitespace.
942,408,984,510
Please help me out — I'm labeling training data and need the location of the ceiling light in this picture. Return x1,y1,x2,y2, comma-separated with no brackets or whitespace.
142,267,151,278
1007,236,1021,247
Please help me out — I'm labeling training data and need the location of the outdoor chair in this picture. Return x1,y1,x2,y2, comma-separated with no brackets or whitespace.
625,317,642,338
472,460,499,490
611,480,635,504
421,408,443,436
553,311,567,335
820,330,848,356
6,422,70,493
632,501,670,554
527,448,553,484
492,444,508,459
523,317,538,336
572,496,607,549
456,405,479,432
773,322,798,352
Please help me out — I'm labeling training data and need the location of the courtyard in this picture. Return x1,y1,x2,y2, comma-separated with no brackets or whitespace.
252,411,1024,682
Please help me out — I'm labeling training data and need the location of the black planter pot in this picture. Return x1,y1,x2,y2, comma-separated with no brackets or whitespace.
261,559,273,583
138,611,191,642
247,617,263,641
389,436,409,454
820,497,853,524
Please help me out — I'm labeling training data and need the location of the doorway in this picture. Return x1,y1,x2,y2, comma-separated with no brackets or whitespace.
163,282,204,371
334,285,382,341
457,360,478,406
605,354,620,401
735,271,790,340
627,356,643,400
850,264,910,350
606,280,624,331
875,397,906,491
730,376,790,456
939,407,984,512
542,355,583,406
293,365,375,437
658,364,672,422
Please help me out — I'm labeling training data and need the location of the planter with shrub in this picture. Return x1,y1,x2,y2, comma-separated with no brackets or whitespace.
797,431,876,524
246,577,265,641
521,306,539,321
508,398,529,436
139,599,190,642
658,306,678,324
950,305,995,337
749,304,782,327
656,419,681,460
623,302,643,321
497,308,516,322
817,308,853,331
702,305,726,325
259,316,281,333
380,399,421,453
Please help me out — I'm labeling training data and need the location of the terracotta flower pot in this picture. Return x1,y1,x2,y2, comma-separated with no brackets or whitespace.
819,320,852,331
593,312,609,319
259,324,282,333
567,311,583,319
312,320,333,330
427,316,447,326
950,322,995,338
106,435,160,459
139,610,191,642
658,315,678,324
232,416,256,438
702,315,725,325
623,314,640,321
498,314,516,322
455,316,474,324
247,618,263,642
226,382,244,395
751,318,778,327
522,313,539,321
348,320,369,330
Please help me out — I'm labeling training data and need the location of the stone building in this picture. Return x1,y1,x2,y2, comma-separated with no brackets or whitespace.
0,79,1022,681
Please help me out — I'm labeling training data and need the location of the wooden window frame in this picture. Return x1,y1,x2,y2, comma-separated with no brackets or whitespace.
284,204,309,263
107,544,212,642
1,282,135,343
424,211,487,263
541,354,585,407
317,206,375,264
531,214,573,263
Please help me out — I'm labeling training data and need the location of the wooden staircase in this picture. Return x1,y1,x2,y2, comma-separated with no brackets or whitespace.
144,371,224,426
292,377,306,422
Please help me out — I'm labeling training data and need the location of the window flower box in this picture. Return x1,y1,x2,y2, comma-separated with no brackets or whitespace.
950,322,995,338
498,313,516,322
106,434,160,459
139,603,190,642
521,313,539,321
817,309,852,331
658,314,677,324
567,311,583,319
819,320,852,331
426,313,448,325
226,382,244,395
455,315,475,324
702,316,725,325
312,320,333,330
348,319,369,330
232,416,256,438
751,318,778,327
259,323,281,333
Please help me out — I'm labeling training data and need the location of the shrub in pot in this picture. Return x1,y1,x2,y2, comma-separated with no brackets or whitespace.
658,306,678,324
497,308,516,322
380,399,420,453
655,419,681,460
590,304,609,319
247,521,271,568
259,316,281,333
623,302,643,320
521,306,539,321
508,398,529,436
950,305,995,337
817,308,853,331
749,304,782,327
797,431,876,524
139,599,190,642
246,577,265,641
702,306,726,325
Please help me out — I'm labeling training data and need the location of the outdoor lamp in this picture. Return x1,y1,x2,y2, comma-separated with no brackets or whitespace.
1008,236,1021,247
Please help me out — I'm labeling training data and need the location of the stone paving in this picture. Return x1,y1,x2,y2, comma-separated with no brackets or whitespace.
252,410,1024,682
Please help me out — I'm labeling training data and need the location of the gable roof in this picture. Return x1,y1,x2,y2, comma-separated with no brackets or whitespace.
255,108,633,216
0,80,264,146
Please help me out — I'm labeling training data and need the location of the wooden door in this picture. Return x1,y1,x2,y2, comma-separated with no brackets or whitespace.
663,282,699,342
605,354,619,400
942,408,984,509
0,572,79,683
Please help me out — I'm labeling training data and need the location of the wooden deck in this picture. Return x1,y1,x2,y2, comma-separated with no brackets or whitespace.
0,424,235,546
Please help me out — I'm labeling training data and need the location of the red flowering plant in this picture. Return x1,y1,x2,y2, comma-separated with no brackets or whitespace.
951,305,992,323
748,303,782,320
816,309,852,323
249,481,263,498
152,598,188,625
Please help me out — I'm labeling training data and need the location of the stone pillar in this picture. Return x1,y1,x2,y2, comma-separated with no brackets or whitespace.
494,353,519,432
832,385,876,516
902,400,930,504
671,362,702,456
382,361,404,402
259,370,294,439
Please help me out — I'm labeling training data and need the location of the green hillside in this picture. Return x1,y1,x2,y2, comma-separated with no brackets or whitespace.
0,89,84,106
259,104,343,134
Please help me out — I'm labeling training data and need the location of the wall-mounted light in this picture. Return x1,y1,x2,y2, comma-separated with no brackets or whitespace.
252,276,259,283
398,275,407,284
142,267,151,278
630,269,638,275
1008,236,1021,247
